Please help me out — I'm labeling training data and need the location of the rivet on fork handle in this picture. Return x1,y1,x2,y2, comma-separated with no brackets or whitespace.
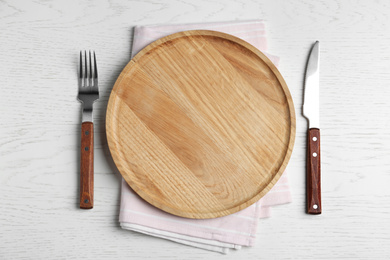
80,122,94,209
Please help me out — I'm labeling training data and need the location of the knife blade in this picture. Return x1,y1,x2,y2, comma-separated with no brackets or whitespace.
303,41,321,214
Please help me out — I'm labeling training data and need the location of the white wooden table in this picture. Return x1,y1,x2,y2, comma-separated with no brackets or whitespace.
1,0,390,259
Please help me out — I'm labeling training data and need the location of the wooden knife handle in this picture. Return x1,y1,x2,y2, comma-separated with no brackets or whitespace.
80,122,94,209
306,128,321,214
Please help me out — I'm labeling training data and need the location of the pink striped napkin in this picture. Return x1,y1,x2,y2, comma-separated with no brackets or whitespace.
119,20,292,254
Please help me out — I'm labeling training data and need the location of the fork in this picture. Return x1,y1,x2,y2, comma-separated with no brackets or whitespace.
78,50,99,209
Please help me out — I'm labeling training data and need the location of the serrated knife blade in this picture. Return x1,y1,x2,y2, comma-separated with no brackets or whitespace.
303,41,321,215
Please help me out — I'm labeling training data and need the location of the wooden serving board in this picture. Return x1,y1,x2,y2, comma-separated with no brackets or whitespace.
106,30,295,219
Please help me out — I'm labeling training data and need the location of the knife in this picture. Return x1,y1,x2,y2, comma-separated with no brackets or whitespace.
303,41,321,214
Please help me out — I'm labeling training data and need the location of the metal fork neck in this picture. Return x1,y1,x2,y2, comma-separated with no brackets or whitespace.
78,93,98,122
82,108,93,122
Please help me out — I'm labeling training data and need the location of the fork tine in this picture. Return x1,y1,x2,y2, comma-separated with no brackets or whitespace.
79,51,82,78
93,51,98,80
90,50,98,89
84,50,88,87
88,50,92,87
79,51,84,87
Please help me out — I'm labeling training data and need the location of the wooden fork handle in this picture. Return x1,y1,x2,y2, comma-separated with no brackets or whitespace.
80,122,94,209
306,128,321,214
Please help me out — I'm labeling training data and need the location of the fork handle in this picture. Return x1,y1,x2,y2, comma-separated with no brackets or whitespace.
80,122,94,209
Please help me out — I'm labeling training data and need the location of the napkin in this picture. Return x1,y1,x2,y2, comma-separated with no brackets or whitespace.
119,20,292,254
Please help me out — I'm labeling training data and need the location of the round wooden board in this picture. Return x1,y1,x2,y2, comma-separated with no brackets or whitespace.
106,30,296,219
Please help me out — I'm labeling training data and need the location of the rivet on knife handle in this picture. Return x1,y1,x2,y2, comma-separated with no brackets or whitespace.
307,128,321,214
80,122,94,209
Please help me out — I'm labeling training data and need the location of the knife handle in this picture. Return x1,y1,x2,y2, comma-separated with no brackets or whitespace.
306,128,321,214
80,122,94,209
